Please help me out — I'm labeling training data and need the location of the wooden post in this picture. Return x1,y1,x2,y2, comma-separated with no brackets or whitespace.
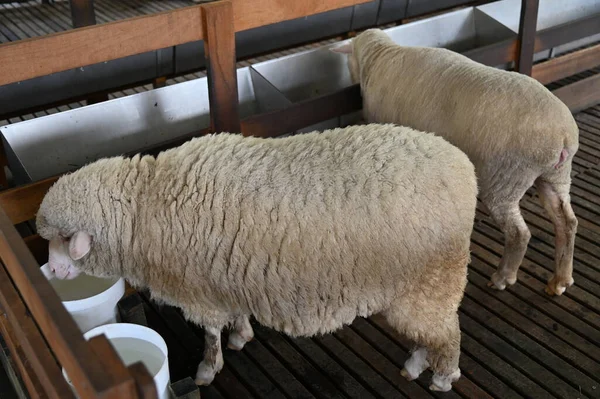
201,1,241,134
69,0,109,105
171,377,201,399
69,0,96,28
118,292,148,327
153,77,167,89
515,0,539,76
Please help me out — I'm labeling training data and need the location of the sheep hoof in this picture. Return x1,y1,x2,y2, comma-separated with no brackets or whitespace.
195,360,222,386
429,383,451,392
488,272,517,291
429,369,460,392
545,276,574,296
227,332,253,351
400,368,417,381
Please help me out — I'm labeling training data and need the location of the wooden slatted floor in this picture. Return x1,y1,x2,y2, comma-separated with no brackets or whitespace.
1,7,600,396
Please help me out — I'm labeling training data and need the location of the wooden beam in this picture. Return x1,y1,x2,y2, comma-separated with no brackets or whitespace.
0,263,74,399
515,0,539,75
0,5,206,86
0,0,371,87
0,207,141,398
553,74,600,114
0,177,56,225
532,44,600,85
202,1,241,134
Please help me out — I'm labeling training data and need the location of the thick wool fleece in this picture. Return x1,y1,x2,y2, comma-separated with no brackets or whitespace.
343,29,579,295
37,124,476,339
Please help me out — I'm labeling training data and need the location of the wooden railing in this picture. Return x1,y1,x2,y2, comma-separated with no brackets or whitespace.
0,0,599,398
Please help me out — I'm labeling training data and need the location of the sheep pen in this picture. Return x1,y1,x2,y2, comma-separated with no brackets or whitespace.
36,123,478,392
332,29,580,296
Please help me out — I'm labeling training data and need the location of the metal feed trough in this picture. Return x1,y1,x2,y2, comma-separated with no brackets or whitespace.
251,5,517,132
479,0,600,61
0,67,290,185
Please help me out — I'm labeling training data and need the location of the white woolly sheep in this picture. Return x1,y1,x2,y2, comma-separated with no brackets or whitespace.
332,29,580,296
37,123,477,391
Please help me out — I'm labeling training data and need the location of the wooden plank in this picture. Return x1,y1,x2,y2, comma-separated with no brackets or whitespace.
69,0,96,28
0,316,46,399
532,44,600,85
201,1,241,134
0,0,371,86
0,207,138,398
127,362,158,399
170,377,201,399
0,262,74,399
117,291,148,327
0,176,56,225
515,0,539,75
553,73,600,114
0,334,29,399
0,5,205,86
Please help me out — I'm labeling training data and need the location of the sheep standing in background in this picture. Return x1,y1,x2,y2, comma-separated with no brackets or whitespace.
37,124,477,392
332,29,579,296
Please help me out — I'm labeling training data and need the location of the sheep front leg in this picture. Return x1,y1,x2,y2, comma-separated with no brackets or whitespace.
195,327,224,386
227,315,254,351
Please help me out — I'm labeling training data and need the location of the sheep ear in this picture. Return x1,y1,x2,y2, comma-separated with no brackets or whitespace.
330,42,353,54
69,231,92,260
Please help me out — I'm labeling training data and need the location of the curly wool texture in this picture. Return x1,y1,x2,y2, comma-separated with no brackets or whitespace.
37,123,477,337
347,29,579,197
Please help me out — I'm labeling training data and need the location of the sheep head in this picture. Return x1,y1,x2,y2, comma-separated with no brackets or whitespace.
36,174,95,279
36,158,127,280
330,28,394,85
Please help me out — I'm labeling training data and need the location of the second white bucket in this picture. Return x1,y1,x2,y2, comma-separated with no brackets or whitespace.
63,323,171,399
41,263,125,333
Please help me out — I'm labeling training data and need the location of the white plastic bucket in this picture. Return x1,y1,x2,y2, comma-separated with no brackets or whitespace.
41,263,125,333
63,323,171,399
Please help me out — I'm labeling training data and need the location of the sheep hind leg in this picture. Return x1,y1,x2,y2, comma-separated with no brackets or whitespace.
485,200,531,290
396,316,461,391
535,176,578,296
195,326,224,386
227,315,254,351
386,306,462,391
426,314,462,392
